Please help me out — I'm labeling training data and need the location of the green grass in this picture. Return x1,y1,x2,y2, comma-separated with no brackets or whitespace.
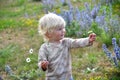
0,0,42,31
0,27,45,79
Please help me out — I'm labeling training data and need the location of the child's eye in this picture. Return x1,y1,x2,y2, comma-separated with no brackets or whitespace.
56,27,65,31
58,28,62,30
56,28,62,31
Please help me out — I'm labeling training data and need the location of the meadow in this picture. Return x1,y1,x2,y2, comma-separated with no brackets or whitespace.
0,0,120,80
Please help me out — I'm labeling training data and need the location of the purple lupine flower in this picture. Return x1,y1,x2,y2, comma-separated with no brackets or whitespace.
104,27,109,32
110,18,120,33
119,47,120,55
42,0,55,10
79,10,92,31
75,7,81,22
5,65,13,75
79,21,86,29
115,51,120,61
95,16,105,26
112,38,116,46
84,2,90,13
84,13,92,27
112,56,118,66
68,0,72,10
112,38,118,53
91,8,97,19
68,1,74,16
63,11,73,25
102,44,112,58
112,38,120,61
67,11,73,25
90,4,100,19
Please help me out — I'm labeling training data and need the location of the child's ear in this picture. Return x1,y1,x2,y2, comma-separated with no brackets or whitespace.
45,31,52,38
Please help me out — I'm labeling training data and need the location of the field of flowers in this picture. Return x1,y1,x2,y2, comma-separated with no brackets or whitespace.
0,0,120,80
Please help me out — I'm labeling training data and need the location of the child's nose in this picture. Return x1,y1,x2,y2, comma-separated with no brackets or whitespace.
63,28,65,32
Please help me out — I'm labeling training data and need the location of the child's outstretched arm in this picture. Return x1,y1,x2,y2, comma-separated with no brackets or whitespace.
64,33,96,48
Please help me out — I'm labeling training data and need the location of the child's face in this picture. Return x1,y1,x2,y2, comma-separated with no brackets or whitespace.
48,26,66,42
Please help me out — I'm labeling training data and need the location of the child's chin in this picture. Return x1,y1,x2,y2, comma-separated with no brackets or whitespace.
61,36,64,39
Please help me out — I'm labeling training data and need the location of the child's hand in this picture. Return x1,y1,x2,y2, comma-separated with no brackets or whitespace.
89,33,96,43
41,60,49,71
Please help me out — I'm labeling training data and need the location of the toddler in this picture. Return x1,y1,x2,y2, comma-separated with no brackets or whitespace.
38,13,96,80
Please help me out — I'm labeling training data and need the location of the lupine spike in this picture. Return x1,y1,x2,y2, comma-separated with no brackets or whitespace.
112,56,118,66
84,2,90,13
112,38,120,61
103,38,120,67
5,65,13,75
95,16,105,26
91,4,100,20
102,44,112,58
75,7,81,22
68,0,72,10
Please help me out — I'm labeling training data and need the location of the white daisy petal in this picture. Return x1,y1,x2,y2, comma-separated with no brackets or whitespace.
29,48,33,54
26,58,31,63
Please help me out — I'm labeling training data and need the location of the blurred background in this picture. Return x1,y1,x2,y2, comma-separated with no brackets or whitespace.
0,0,120,80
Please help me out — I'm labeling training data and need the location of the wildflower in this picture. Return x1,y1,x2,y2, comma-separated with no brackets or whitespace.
84,2,90,12
29,48,33,54
90,4,100,19
104,26,109,32
63,11,73,25
5,65,13,75
102,44,112,58
103,38,120,67
26,58,31,63
112,38,120,60
75,7,81,22
42,0,55,10
95,16,105,26
112,56,118,66
112,38,116,46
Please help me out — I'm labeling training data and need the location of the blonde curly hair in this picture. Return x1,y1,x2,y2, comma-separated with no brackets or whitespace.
38,13,66,42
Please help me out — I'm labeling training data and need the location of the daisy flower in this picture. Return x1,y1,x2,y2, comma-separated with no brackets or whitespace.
26,58,31,63
29,48,33,54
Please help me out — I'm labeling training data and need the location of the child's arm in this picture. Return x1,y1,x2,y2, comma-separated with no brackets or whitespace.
64,33,96,48
38,44,49,71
